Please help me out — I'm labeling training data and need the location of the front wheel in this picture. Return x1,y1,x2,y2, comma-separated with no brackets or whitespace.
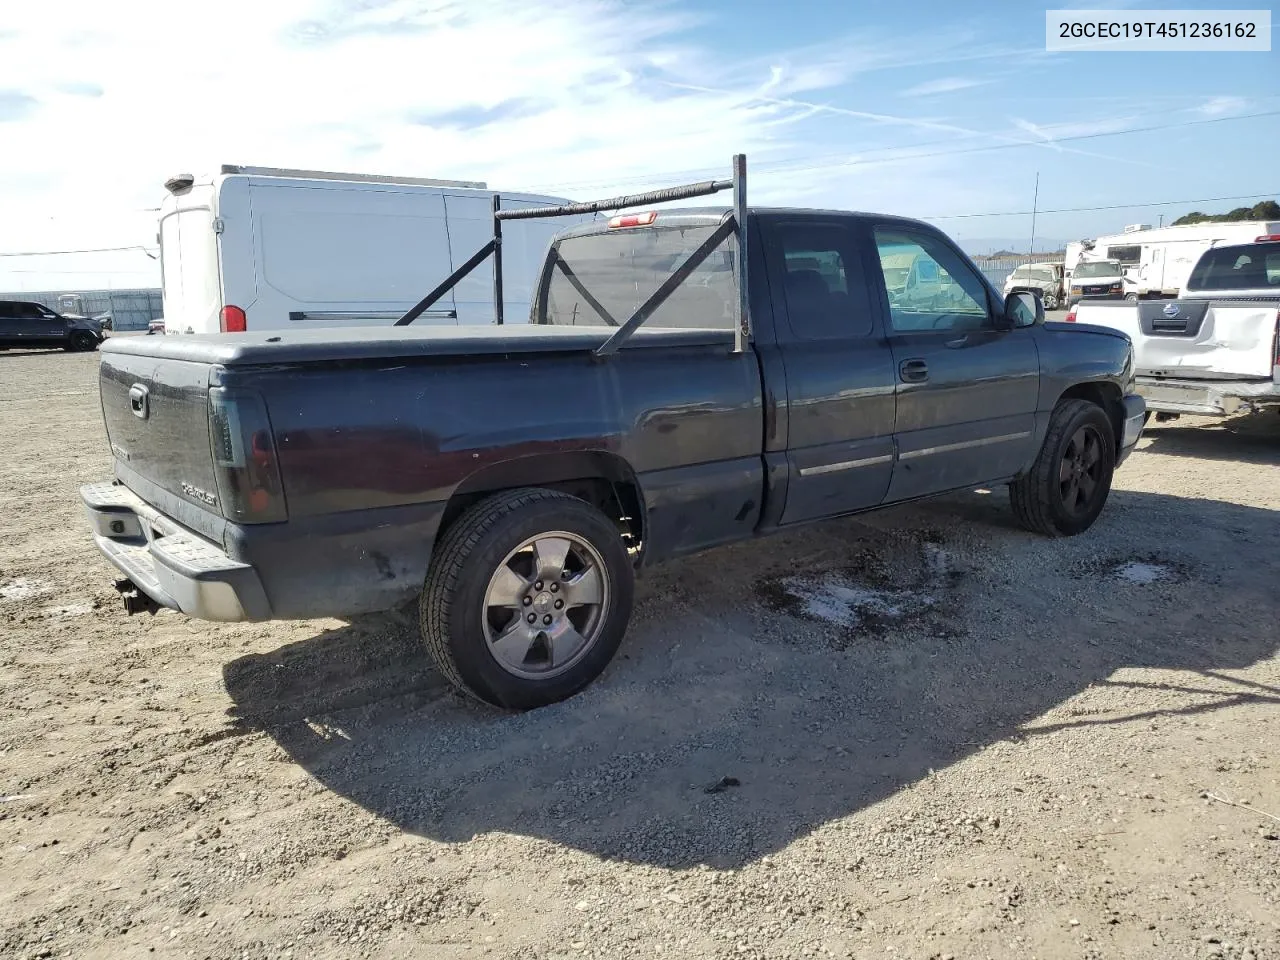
1010,399,1116,537
1043,294,1059,310
420,488,635,709
67,332,99,352
1124,293,1139,303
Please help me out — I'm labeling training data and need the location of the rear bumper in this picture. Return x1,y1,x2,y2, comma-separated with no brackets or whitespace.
81,481,270,622
1118,394,1146,465
1134,376,1280,417
82,479,447,622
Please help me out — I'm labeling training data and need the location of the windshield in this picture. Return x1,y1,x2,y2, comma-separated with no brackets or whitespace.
1186,243,1280,291
540,223,738,329
1073,261,1123,279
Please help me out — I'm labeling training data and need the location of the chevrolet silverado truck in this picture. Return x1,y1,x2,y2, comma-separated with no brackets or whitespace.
81,158,1146,709
1070,237,1280,419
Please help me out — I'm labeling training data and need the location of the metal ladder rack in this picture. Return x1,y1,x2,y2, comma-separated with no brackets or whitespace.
394,154,751,356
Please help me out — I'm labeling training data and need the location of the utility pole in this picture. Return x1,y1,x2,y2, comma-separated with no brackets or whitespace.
1158,213,1164,228
1029,171,1039,257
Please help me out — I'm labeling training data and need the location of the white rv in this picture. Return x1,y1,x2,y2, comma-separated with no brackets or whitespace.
1065,220,1280,301
157,165,583,335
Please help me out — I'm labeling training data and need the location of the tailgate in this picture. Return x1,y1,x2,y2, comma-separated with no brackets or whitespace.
100,352,220,513
1134,300,1278,379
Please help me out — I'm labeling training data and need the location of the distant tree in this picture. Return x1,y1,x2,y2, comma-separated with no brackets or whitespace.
1172,200,1278,226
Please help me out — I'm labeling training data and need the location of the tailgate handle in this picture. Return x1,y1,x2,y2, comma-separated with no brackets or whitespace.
128,384,150,420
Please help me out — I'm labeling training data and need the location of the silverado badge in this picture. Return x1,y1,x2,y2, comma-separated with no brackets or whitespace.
181,483,218,507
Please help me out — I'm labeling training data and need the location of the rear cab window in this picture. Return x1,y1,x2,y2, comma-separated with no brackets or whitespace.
1186,243,1280,291
540,219,738,330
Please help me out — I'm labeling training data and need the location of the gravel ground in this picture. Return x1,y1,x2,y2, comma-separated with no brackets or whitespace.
1,346,1278,960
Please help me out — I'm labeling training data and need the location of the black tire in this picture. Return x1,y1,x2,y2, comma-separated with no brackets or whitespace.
68,332,99,352
420,488,635,709
1010,399,1116,537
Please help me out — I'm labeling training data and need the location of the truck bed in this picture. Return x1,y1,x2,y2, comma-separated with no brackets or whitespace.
102,324,736,366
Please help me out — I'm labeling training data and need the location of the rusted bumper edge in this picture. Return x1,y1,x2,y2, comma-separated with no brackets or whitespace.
80,481,270,622
1135,376,1280,418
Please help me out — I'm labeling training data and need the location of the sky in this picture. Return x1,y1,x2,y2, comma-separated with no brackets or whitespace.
0,0,1277,291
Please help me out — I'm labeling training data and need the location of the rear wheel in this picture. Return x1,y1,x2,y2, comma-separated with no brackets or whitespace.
1043,293,1059,310
420,488,634,709
1010,399,1116,537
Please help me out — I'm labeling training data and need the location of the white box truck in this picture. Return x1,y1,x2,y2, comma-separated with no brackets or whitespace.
157,165,584,335
1065,220,1280,301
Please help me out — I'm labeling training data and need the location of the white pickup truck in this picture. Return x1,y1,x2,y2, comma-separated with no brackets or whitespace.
1069,238,1280,419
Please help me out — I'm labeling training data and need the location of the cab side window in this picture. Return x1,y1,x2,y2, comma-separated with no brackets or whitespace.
873,228,993,333
769,221,873,339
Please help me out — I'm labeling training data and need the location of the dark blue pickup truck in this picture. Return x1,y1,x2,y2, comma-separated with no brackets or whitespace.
82,159,1145,708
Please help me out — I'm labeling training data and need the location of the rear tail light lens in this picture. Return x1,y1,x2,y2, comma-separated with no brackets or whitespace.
208,388,286,523
1065,308,1077,323
1255,235,1280,242
220,305,247,333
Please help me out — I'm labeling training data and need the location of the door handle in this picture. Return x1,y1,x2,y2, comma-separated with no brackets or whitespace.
899,358,928,383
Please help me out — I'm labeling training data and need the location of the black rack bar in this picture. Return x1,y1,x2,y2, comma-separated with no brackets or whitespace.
492,194,505,326
394,238,495,326
494,179,732,222
731,154,749,351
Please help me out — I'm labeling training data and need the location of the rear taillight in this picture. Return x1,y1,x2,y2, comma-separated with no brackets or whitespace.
1065,308,1077,323
220,305,247,333
208,388,286,523
1255,235,1280,242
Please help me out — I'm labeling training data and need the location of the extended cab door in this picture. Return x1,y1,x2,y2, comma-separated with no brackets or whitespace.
760,215,897,525
869,224,1040,501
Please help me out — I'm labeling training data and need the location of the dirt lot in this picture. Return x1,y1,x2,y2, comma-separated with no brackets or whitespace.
2,346,1278,960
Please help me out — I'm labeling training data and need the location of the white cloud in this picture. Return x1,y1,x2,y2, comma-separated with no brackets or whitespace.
900,76,990,97
1196,95,1248,117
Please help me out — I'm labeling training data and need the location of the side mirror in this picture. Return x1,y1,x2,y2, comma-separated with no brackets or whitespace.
1004,290,1043,328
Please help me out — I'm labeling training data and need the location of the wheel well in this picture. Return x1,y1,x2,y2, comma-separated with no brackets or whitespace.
439,452,644,554
1058,382,1124,452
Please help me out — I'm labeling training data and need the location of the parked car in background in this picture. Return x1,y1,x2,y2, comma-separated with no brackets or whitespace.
158,165,587,336
82,162,1146,709
0,300,104,351
1067,260,1127,306
1003,261,1065,309
147,317,166,335
1068,237,1280,419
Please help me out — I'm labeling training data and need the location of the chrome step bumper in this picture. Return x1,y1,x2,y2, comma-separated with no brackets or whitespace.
80,481,270,622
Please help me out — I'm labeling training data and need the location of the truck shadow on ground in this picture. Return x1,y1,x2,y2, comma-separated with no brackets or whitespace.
222,488,1279,870
1138,413,1280,466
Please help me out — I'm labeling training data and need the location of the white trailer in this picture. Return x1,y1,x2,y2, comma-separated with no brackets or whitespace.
157,165,584,335
1066,220,1280,300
